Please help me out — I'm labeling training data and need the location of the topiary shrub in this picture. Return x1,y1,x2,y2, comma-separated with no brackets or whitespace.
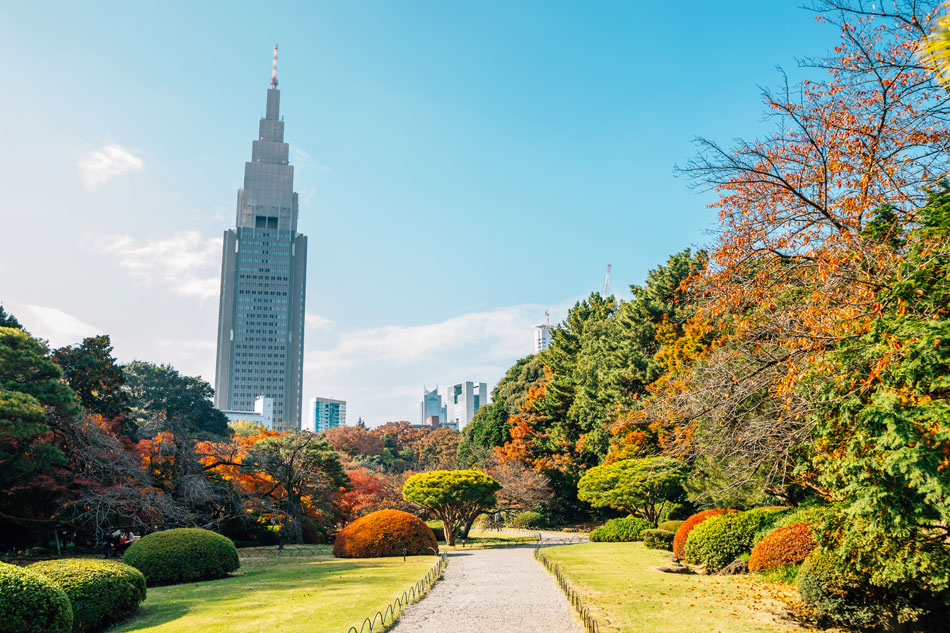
28,559,146,632
0,561,72,633
124,528,239,586
752,503,830,546
672,509,737,559
509,511,545,529
658,520,684,533
748,522,816,573
660,503,691,522
334,509,438,558
683,508,785,570
588,516,654,542
642,528,675,550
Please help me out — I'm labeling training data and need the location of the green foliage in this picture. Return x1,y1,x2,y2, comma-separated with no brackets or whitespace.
658,520,684,532
798,186,950,603
460,354,545,458
123,528,239,586
123,361,229,437
0,561,72,633
0,304,22,329
403,470,500,545
642,528,675,550
577,456,685,524
797,551,883,629
53,336,131,426
683,508,785,570
659,503,690,522
28,559,146,632
751,503,829,545
589,516,654,542
509,511,545,529
0,327,80,526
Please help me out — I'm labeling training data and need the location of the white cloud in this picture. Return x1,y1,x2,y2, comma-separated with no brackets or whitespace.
78,144,144,190
95,231,221,299
302,301,575,425
12,304,100,348
305,313,335,330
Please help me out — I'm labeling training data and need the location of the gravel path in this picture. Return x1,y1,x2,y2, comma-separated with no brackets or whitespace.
388,536,585,633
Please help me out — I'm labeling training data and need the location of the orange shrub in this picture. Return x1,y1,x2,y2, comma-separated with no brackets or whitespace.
333,510,438,558
748,522,816,571
672,508,738,559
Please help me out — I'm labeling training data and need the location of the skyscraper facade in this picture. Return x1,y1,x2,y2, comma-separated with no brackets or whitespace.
444,381,488,431
420,387,447,427
214,47,307,430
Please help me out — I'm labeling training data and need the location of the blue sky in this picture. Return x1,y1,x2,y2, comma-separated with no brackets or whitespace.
0,1,839,425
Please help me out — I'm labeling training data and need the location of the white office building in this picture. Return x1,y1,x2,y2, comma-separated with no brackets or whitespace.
534,322,552,353
443,381,488,431
221,395,274,430
305,397,346,433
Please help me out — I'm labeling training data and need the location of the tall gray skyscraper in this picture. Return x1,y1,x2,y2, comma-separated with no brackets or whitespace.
214,46,307,430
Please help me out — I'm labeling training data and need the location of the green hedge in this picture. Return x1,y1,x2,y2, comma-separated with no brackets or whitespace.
642,528,675,550
0,562,72,633
124,528,239,586
509,511,545,529
658,520,684,533
28,559,145,632
683,508,785,570
589,516,654,542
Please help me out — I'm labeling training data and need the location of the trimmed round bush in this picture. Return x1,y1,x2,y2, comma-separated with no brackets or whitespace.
683,508,785,570
588,516,654,542
748,522,816,572
509,511,545,529
333,510,438,558
124,528,240,586
28,559,145,632
658,520,684,533
0,561,72,633
797,551,881,629
672,509,737,559
642,528,675,550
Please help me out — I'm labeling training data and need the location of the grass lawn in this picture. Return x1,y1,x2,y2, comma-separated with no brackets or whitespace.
541,542,807,633
107,546,439,633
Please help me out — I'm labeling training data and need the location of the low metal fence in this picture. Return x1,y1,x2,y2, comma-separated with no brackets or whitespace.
344,553,448,633
535,545,601,633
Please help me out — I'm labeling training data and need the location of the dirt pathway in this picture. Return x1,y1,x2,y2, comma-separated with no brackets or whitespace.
388,537,585,633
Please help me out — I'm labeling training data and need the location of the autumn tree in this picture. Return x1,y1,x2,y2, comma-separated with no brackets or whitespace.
241,432,348,545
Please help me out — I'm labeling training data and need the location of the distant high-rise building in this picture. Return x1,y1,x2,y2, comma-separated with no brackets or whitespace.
534,322,552,353
221,395,275,430
304,397,346,433
443,381,488,431
214,46,307,430
420,387,447,427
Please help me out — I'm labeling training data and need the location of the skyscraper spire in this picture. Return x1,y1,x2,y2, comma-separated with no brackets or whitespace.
270,44,278,88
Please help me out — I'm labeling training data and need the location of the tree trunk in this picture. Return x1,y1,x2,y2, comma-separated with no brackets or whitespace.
440,512,456,546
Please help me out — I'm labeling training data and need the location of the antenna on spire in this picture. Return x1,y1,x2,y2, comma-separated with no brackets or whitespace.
545,310,550,325
270,44,279,88
603,264,612,297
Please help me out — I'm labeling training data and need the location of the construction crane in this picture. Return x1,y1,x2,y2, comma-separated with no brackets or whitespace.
603,264,612,297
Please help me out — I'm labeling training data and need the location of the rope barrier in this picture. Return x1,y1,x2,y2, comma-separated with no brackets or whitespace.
535,544,601,633
343,553,448,633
